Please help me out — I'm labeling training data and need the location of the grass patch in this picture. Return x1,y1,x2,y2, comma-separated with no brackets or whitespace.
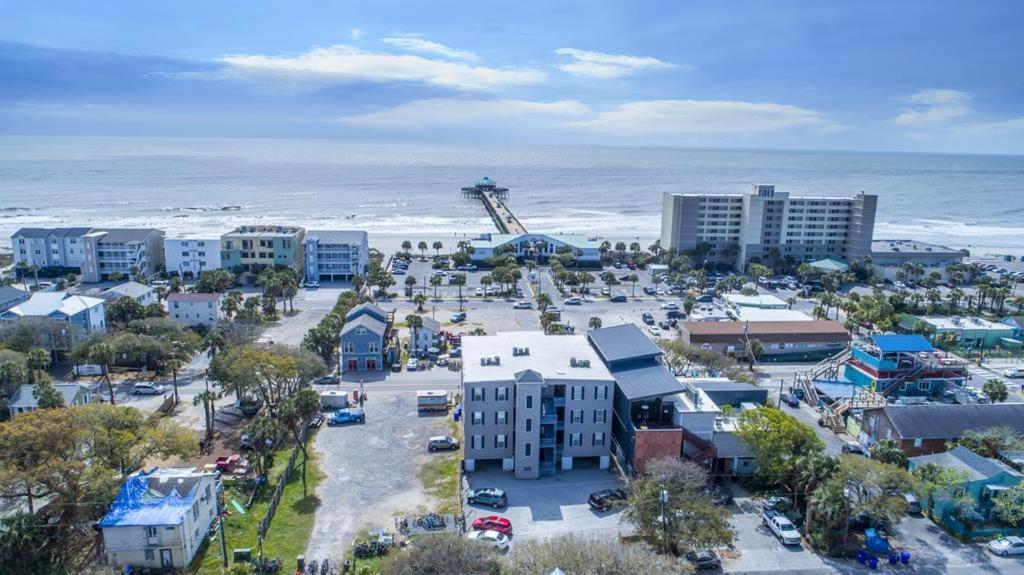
191,434,323,574
418,452,460,514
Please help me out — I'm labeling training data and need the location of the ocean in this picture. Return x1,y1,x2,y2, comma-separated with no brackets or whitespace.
1,136,1022,256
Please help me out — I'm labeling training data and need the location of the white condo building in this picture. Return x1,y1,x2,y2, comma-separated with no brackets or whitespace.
303,230,369,282
661,184,877,270
164,234,223,278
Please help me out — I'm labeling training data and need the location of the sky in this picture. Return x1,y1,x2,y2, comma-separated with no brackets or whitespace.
1,0,1023,154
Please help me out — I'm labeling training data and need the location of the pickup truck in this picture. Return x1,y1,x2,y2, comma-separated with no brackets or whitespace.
762,510,801,545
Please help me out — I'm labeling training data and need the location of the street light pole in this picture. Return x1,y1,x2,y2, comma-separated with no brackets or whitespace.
777,379,784,408
660,488,669,554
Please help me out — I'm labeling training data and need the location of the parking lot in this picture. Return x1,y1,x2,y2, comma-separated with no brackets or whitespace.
463,466,630,543
261,282,353,346
304,390,453,560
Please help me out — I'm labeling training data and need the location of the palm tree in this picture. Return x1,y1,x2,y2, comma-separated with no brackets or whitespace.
588,316,602,330
405,314,424,358
536,292,553,311
88,342,116,404
432,241,443,257
405,275,417,296
628,274,639,298
480,274,493,298
452,273,467,311
629,242,641,258
614,241,627,260
413,293,427,312
417,241,428,260
401,240,412,253
25,348,50,385
429,275,443,300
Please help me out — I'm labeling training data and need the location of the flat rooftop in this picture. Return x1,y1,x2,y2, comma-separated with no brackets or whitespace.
226,226,303,237
872,239,965,255
917,315,1015,332
722,293,789,308
462,332,613,384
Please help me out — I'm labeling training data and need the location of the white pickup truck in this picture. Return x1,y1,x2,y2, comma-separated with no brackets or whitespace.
762,510,801,545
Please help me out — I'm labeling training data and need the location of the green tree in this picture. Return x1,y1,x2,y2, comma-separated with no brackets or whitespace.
748,262,772,280
380,532,500,575
588,316,602,330
993,483,1024,527
88,342,116,405
452,273,467,311
276,387,320,495
246,415,280,479
24,348,49,385
504,534,683,575
401,240,412,253
737,406,825,507
106,296,147,326
32,379,65,409
869,438,908,467
984,378,1009,403
413,293,428,312
951,426,1024,457
406,314,424,357
417,241,428,259
432,240,443,256
429,274,443,300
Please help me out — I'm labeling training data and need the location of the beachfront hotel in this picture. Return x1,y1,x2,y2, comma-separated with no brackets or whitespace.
660,184,877,271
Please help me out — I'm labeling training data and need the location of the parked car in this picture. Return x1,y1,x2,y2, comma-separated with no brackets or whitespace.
564,297,583,305
307,413,324,429
904,493,922,514
587,488,628,511
658,320,672,330
704,484,734,506
643,286,657,295
761,496,790,512
327,408,365,426
475,288,485,296
466,529,510,550
696,294,714,303
450,312,467,323
685,549,722,570
609,293,627,302
762,510,801,545
304,280,320,288
471,515,512,536
513,301,533,309
467,487,507,508
457,264,478,271
848,511,889,532
313,375,340,385
660,302,680,310
666,310,685,319
648,325,662,337
641,312,655,324
841,441,867,456
780,393,801,408
988,536,1024,556
391,268,406,275
391,362,402,372
428,436,460,452
406,358,419,371
1003,367,1024,379
600,287,610,296
132,382,166,395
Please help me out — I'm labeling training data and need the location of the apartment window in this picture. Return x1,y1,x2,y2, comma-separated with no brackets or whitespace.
593,409,607,424
570,410,583,424
913,438,923,448
525,395,533,409
496,411,508,425
593,433,605,447
355,327,366,335
496,434,507,449
193,504,199,520
570,433,582,447
524,443,532,457
146,527,158,538
525,418,532,432
496,386,508,401
472,412,484,426
471,435,483,449
471,387,484,401
594,385,608,400
182,251,190,256
571,386,584,400
343,342,355,353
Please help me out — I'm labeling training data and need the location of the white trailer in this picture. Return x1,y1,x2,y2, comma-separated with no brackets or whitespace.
320,390,350,410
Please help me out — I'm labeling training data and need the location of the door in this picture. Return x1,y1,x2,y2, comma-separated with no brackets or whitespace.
160,549,173,567
347,359,358,371
367,359,377,371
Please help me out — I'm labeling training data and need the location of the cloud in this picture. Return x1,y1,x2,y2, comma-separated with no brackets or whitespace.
338,98,589,128
554,48,681,79
349,29,364,41
891,89,971,126
565,99,841,135
381,36,478,62
218,44,543,91
956,116,1024,136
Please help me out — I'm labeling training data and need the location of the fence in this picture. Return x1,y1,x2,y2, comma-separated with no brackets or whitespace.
940,508,1024,539
257,425,308,558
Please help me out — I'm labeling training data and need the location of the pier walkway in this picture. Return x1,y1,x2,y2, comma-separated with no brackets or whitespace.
461,177,528,235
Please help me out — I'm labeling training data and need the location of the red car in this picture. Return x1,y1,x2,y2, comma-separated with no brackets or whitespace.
471,515,513,536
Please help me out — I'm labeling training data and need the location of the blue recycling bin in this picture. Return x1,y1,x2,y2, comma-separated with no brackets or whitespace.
868,556,879,570
856,551,868,564
900,550,911,564
888,552,899,564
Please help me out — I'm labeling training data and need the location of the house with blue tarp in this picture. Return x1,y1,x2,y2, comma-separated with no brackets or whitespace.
340,303,397,373
843,334,967,397
99,467,221,570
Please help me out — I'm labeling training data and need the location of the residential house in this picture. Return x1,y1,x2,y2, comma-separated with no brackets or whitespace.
7,383,92,418
859,403,1024,457
164,234,223,278
166,292,225,327
303,230,369,282
81,228,165,282
1,292,106,345
462,331,615,478
100,467,221,570
99,281,156,306
411,316,441,356
340,303,396,372
680,320,850,360
220,225,304,284
0,286,30,313
909,446,1023,537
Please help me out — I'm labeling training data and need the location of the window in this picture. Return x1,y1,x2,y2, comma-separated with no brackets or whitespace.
147,527,158,538
471,435,483,449
571,410,583,424
525,395,533,409
569,433,581,447
368,342,379,353
496,411,507,425
472,412,484,425
593,433,605,446
355,327,366,335
496,434,507,449
471,387,484,401
593,409,606,424
344,342,355,353
524,443,532,457
571,386,584,400
145,550,155,561
525,418,532,432
917,381,930,391
496,386,508,401
595,385,608,400
913,438,923,448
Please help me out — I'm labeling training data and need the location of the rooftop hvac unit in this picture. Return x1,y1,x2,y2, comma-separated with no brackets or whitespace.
523,347,530,355
481,358,487,366
493,356,500,365
570,358,577,367
581,360,590,368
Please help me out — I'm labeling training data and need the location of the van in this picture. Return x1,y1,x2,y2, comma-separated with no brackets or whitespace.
904,493,922,514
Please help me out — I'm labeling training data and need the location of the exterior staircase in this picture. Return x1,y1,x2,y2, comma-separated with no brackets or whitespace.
880,363,927,396
680,426,717,464
796,347,852,407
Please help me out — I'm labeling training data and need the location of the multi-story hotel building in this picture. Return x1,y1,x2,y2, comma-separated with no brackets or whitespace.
461,332,615,479
220,225,304,284
661,184,877,270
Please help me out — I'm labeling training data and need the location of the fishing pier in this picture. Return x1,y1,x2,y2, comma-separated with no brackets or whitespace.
461,177,528,235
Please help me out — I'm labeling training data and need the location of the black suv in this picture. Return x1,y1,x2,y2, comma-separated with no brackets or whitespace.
588,489,628,511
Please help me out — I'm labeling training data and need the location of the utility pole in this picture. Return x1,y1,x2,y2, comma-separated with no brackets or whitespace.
659,488,669,554
777,379,784,408
218,517,228,569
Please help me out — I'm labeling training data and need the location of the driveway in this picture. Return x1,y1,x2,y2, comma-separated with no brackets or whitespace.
304,390,452,562
464,466,630,542
261,283,352,346
725,502,842,575
891,514,1024,574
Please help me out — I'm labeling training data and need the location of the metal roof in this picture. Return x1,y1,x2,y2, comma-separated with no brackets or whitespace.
346,302,389,323
95,228,162,243
12,227,92,239
910,446,1021,481
102,281,154,299
340,313,386,337
612,363,685,401
871,334,934,354
870,403,1024,440
587,323,662,366
9,383,89,409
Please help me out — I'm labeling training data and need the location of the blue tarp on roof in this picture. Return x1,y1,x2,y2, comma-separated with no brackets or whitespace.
98,469,196,527
872,334,934,354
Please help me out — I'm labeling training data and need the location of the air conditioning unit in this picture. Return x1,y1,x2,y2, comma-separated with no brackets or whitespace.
493,356,500,365
570,358,578,367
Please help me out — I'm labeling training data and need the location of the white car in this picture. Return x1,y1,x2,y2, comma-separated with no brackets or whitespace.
132,382,166,395
466,529,510,551
406,358,419,371
1003,368,1024,379
660,302,680,310
893,281,907,290
648,326,662,337
475,288,484,296
513,301,532,309
564,297,582,305
988,536,1024,556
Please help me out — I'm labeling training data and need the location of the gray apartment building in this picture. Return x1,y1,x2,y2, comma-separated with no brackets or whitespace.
661,184,877,271
11,227,92,273
461,332,615,479
303,230,369,282
11,227,164,282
